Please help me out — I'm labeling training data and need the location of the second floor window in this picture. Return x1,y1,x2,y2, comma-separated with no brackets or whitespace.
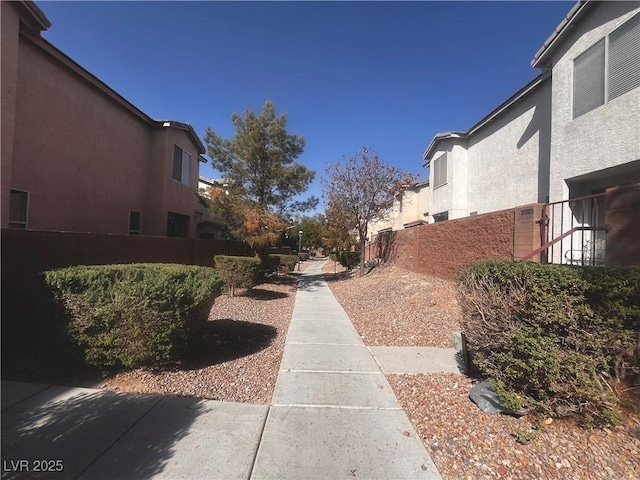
172,145,192,186
433,152,448,189
573,12,640,119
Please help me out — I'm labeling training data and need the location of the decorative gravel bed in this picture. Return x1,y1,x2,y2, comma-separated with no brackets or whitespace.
328,264,461,348
388,373,640,480
98,275,297,404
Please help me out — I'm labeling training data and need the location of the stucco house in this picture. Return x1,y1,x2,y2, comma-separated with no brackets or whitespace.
423,73,551,222
2,1,207,238
422,1,639,264
368,180,430,239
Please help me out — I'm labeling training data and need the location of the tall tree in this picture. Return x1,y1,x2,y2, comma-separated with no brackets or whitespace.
205,101,317,220
323,147,415,276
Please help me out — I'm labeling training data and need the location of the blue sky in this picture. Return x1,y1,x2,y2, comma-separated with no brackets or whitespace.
38,0,574,211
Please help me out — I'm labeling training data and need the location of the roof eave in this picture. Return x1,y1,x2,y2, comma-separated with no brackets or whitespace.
20,1,51,32
156,120,206,154
531,1,591,68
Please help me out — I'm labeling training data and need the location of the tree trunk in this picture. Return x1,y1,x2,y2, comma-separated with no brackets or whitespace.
359,236,366,277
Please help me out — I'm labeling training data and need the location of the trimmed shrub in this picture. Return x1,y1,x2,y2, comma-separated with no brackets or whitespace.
456,260,640,424
44,264,222,369
337,251,360,271
329,253,338,262
298,252,309,261
265,254,298,274
214,255,262,295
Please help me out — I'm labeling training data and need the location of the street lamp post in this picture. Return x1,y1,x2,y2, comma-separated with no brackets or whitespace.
298,230,303,271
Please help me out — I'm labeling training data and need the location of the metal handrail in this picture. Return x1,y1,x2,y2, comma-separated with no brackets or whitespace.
520,225,608,262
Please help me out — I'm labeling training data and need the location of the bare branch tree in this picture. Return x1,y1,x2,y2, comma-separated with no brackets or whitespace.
322,147,415,276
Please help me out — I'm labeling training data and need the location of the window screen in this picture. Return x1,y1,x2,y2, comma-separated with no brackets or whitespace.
573,39,605,118
608,13,640,101
433,152,448,189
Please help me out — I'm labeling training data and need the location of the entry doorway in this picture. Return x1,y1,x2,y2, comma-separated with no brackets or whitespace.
167,212,190,237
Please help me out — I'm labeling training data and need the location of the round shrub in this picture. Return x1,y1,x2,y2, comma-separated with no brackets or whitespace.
456,260,640,424
44,264,222,370
214,255,262,295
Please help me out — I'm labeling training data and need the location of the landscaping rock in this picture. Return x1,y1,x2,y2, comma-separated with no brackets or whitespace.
469,380,526,416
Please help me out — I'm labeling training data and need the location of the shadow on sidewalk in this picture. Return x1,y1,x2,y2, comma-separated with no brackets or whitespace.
296,274,327,292
2,387,204,480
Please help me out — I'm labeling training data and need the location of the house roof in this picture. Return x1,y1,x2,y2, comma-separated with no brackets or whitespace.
198,176,223,187
19,1,51,33
422,72,551,165
531,1,591,69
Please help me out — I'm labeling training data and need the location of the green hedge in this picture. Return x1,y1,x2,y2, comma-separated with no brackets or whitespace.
44,264,222,370
337,251,360,271
264,254,298,274
214,255,262,295
456,260,640,424
298,252,309,261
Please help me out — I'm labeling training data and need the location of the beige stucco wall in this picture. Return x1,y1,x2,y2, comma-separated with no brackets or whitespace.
427,79,551,221
467,79,551,214
429,139,468,220
367,182,430,237
548,2,640,204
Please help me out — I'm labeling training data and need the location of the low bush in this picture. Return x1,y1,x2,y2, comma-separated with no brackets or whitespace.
44,264,222,370
456,260,640,425
337,251,360,271
265,254,298,274
329,253,338,262
214,255,262,295
298,252,309,261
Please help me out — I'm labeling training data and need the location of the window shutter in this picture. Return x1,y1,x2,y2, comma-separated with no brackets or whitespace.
608,13,640,101
573,39,605,118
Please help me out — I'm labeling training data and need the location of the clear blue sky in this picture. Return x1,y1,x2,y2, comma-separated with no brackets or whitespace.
38,0,574,212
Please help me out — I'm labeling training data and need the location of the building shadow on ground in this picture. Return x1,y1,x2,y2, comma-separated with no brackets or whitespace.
1,387,204,480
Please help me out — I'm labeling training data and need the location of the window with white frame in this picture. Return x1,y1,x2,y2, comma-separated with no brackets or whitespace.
129,211,141,235
573,12,640,119
9,190,29,229
172,145,192,186
432,152,448,189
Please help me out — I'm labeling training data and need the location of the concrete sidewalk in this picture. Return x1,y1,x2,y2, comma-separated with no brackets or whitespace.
250,260,442,479
1,260,443,479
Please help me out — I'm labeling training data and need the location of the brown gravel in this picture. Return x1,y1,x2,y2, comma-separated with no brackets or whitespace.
328,264,461,348
388,373,640,480
98,276,297,404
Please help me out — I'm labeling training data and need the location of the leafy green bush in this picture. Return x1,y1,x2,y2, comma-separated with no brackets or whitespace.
298,252,309,261
265,254,298,274
329,253,338,262
456,260,640,424
337,251,360,271
214,255,262,295
44,264,222,369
